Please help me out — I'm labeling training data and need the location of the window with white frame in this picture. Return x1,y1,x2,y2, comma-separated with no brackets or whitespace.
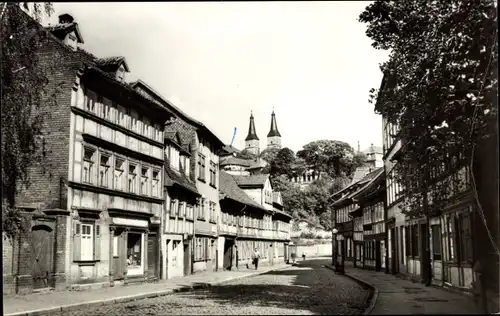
130,111,138,132
187,205,193,220
117,105,126,127
171,199,178,217
100,96,112,121
185,157,191,177
209,161,216,187
209,201,216,222
141,167,149,195
170,147,180,170
114,158,124,191
152,170,160,197
180,155,185,173
99,153,111,187
128,163,137,194
83,147,96,184
198,153,206,181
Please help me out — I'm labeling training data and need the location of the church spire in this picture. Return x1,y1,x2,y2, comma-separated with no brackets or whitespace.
267,110,281,137
245,111,259,141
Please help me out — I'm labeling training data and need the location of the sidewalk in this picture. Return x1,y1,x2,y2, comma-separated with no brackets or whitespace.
343,267,481,315
3,262,290,316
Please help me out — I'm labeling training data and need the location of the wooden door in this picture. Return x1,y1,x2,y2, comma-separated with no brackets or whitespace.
113,230,125,280
147,234,158,279
31,225,54,289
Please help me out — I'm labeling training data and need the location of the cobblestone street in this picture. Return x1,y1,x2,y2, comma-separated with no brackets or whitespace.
50,259,371,315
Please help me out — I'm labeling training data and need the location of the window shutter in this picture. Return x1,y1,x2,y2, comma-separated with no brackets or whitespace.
73,221,82,261
94,224,101,260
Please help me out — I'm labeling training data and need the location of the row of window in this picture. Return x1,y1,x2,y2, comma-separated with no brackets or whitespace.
168,199,195,220
363,202,384,225
336,203,355,223
264,190,273,204
82,145,161,197
197,152,217,187
403,209,472,264
166,145,191,176
84,89,163,142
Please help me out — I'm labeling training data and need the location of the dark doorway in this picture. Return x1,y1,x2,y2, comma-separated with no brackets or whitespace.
31,225,54,289
183,241,190,276
147,233,158,279
420,223,431,284
375,241,381,271
223,239,234,270
391,227,398,274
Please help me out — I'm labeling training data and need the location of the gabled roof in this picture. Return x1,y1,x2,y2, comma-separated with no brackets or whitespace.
333,167,384,206
351,167,385,202
45,22,84,43
232,174,269,188
164,163,199,196
351,166,373,184
219,171,266,211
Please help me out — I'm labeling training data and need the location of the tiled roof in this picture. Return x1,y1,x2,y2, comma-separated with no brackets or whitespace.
350,167,385,201
351,166,373,184
248,158,267,170
219,171,266,210
164,164,199,196
96,56,129,71
220,156,252,167
232,174,269,187
222,145,241,155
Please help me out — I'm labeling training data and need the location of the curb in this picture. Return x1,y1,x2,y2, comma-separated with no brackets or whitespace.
323,265,379,315
5,265,292,316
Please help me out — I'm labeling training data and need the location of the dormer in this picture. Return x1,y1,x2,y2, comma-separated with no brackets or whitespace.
95,57,130,83
45,14,84,51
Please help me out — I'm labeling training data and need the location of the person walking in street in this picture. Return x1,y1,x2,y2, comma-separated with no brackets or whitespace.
252,248,261,270
302,252,306,261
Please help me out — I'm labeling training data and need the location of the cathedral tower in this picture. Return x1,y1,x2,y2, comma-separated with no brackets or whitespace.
267,110,282,150
245,111,260,155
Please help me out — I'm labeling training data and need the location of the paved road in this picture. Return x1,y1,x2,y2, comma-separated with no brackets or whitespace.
53,259,371,315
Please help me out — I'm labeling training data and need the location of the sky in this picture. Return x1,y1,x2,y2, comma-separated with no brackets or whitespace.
46,2,389,153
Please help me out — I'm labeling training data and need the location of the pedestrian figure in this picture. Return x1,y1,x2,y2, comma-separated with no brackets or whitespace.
290,252,296,263
252,248,261,270
302,252,306,261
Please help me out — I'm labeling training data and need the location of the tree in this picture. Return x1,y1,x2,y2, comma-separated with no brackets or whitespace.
259,147,280,165
2,3,56,238
297,140,364,178
236,149,257,160
270,147,295,177
359,0,497,219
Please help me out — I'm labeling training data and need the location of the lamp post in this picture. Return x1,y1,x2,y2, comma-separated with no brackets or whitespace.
331,228,338,266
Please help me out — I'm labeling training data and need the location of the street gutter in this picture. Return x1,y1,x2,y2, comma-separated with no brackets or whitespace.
5,265,292,316
323,264,379,315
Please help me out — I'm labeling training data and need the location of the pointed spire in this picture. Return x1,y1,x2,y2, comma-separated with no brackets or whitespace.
267,110,281,137
245,111,259,141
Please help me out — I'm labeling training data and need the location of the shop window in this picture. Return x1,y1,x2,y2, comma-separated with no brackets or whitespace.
127,233,142,269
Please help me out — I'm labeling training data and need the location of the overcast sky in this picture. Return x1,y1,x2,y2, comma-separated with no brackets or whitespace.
47,2,388,153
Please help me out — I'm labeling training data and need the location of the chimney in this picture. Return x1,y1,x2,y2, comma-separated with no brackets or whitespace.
59,14,74,24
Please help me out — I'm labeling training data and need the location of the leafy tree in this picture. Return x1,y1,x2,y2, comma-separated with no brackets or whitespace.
236,149,257,160
359,0,497,219
1,3,56,238
297,140,364,178
259,147,280,165
270,147,295,177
